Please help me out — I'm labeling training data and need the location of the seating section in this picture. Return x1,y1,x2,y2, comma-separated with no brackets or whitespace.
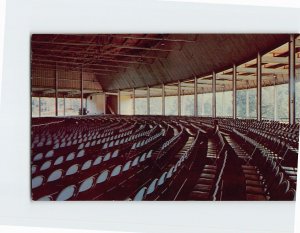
31,116,298,201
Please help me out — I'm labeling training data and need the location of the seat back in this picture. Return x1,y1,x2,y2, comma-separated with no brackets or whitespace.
56,185,76,201
133,187,147,201
47,169,63,182
78,177,95,193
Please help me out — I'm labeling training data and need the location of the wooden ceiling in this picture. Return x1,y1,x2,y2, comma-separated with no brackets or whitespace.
31,34,294,95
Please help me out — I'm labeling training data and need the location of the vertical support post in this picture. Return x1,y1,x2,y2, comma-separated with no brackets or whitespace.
289,34,296,124
117,89,121,115
274,76,278,121
147,86,150,115
221,87,224,116
257,52,262,121
104,93,106,115
246,82,249,119
194,77,198,116
80,66,83,115
162,84,165,116
178,81,181,116
63,95,66,116
212,71,216,118
233,64,237,119
132,88,135,115
38,96,41,117
55,64,58,116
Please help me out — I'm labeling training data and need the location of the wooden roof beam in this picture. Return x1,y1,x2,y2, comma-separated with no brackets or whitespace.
237,67,288,75
32,57,150,65
31,48,170,59
113,35,197,43
32,63,122,73
31,40,178,52
32,52,167,61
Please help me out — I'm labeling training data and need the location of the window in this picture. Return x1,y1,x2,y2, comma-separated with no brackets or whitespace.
31,97,40,117
40,97,55,116
135,98,147,115
200,93,212,116
165,96,178,115
181,95,194,116
150,97,162,115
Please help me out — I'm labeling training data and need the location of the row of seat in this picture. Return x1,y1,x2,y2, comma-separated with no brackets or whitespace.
37,149,154,201
31,115,298,201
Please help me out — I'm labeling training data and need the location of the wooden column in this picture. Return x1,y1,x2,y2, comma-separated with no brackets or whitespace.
80,67,83,115
63,95,66,116
162,84,165,116
246,82,250,118
132,88,135,115
178,81,181,116
55,64,58,116
194,77,198,116
118,90,121,115
257,52,262,121
233,64,237,119
274,76,278,121
289,34,296,124
212,71,216,118
38,96,41,117
147,86,150,115
104,93,106,115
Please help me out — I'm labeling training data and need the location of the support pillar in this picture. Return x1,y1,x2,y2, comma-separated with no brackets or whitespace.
274,76,278,121
162,84,165,116
147,86,150,115
201,90,204,116
178,81,181,116
132,88,135,115
104,93,106,115
63,95,66,116
212,72,216,118
289,34,296,124
38,96,41,117
55,64,58,116
246,83,249,119
117,90,121,115
221,87,224,116
194,77,198,116
80,67,83,115
233,64,237,119
257,52,262,121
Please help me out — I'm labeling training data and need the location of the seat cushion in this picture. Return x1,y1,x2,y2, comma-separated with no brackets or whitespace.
246,186,265,194
244,174,262,181
242,165,257,170
204,165,217,170
202,168,217,174
200,173,216,179
246,193,267,201
245,180,263,187
193,184,212,192
197,178,213,185
243,169,259,175
189,191,210,200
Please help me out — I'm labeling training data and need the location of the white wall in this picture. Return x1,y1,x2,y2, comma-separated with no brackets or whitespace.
86,94,105,115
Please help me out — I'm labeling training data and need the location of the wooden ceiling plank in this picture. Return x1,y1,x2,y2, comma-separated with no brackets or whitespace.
32,40,176,52
237,67,288,75
113,35,196,43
